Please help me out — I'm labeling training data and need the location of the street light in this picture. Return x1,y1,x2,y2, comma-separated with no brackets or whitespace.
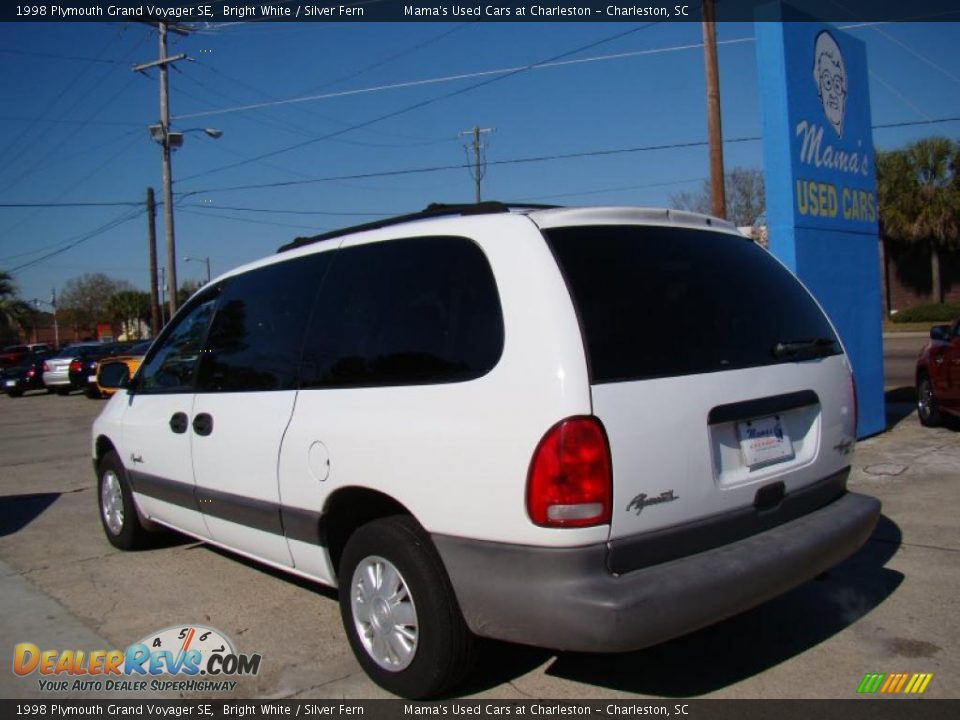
184,255,211,284
146,122,222,318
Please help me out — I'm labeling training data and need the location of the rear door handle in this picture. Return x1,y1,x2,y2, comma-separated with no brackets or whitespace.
169,412,188,434
193,413,214,437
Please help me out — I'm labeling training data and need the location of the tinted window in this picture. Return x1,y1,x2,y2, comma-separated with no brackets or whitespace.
301,236,503,388
196,254,331,393
136,294,218,394
544,225,841,383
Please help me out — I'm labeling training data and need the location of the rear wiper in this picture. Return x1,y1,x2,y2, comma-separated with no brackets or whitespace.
772,337,838,360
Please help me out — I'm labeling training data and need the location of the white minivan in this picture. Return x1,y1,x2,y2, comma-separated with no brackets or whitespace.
93,203,880,698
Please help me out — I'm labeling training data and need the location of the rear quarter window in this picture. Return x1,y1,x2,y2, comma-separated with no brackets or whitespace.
300,236,504,388
544,225,841,383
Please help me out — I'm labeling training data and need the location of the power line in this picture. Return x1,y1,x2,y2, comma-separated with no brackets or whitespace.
181,112,960,197
0,31,124,167
2,116,956,214
177,23,663,183
189,59,459,149
181,204,398,216
6,208,144,273
177,207,329,232
0,47,126,64
0,114,142,127
301,23,470,95
0,201,142,209
0,131,144,243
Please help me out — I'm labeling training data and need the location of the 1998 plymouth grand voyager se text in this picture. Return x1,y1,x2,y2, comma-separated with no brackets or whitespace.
93,203,881,698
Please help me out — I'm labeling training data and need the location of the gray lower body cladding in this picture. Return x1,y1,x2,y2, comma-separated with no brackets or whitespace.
432,491,881,653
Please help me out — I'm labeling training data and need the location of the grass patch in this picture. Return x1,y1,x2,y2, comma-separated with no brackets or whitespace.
882,321,938,333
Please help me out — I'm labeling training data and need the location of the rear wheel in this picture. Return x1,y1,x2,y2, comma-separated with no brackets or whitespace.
7,389,23,398
56,387,71,396
97,450,152,550
338,515,475,699
917,374,942,427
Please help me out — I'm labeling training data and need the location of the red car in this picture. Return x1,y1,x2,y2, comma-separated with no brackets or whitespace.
916,319,960,426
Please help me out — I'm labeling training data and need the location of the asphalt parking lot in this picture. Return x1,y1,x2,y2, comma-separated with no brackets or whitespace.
0,383,957,700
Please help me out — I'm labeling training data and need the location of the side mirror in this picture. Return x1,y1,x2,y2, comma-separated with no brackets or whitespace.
930,325,951,342
98,361,130,390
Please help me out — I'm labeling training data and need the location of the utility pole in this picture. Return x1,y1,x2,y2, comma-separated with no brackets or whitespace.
134,22,189,319
146,187,160,336
159,268,167,326
459,126,494,203
702,0,727,219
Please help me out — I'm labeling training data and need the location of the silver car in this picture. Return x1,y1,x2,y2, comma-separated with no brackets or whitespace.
42,343,102,395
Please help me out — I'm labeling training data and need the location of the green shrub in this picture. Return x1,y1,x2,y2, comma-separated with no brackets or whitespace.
891,302,960,323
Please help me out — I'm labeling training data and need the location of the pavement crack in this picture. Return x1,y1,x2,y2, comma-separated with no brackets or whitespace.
273,672,359,699
507,680,538,699
869,537,959,553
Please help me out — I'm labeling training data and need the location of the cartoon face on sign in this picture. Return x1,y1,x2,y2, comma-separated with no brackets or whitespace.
813,30,847,137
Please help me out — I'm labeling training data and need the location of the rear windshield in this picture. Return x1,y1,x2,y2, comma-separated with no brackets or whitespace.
543,225,841,384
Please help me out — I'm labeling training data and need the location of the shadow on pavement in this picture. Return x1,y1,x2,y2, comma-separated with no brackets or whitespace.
195,543,338,601
885,387,918,429
463,515,903,697
0,492,60,537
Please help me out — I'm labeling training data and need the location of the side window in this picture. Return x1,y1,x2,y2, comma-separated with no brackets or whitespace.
136,293,219,394
196,253,331,393
300,236,504,389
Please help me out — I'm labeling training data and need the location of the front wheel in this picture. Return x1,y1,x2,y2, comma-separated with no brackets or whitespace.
917,375,942,427
338,516,475,699
97,450,152,550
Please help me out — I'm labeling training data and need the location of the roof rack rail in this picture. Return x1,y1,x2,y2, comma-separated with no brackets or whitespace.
276,201,559,253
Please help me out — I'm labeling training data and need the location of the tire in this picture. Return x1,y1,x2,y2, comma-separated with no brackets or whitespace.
56,387,71,396
85,387,102,399
97,450,152,550
7,390,23,398
338,515,476,699
917,374,942,427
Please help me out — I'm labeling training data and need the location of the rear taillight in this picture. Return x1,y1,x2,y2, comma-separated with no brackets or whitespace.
42,362,50,372
26,370,35,378
527,416,612,528
69,359,82,373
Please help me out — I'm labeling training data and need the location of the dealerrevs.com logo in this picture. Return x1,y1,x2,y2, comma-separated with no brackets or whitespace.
13,624,262,693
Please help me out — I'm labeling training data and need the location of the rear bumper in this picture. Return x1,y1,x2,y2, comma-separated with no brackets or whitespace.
433,491,880,653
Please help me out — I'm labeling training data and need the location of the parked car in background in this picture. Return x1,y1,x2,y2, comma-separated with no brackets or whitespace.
42,342,103,395
0,344,31,370
92,341,151,398
71,342,138,398
2,351,51,397
916,318,960,426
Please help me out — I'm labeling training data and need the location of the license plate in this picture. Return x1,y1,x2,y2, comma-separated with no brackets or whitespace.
4,380,15,387
738,414,794,468
88,375,97,383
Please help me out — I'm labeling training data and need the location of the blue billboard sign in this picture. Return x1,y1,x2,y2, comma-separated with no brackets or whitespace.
756,4,885,437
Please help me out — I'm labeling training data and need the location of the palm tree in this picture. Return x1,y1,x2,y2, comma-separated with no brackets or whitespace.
877,137,960,303
0,270,32,343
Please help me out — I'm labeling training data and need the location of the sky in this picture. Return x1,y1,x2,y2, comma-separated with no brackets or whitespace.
1,16,959,306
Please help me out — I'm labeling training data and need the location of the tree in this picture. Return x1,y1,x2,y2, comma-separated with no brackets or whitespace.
670,167,766,229
877,137,960,303
109,290,151,340
0,270,32,345
59,273,134,337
